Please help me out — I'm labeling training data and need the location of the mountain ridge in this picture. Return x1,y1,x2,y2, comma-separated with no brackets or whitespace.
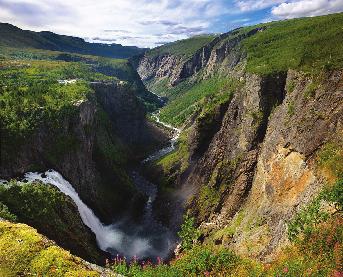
0,22,146,59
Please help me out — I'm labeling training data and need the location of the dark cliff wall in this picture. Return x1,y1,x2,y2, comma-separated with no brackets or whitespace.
0,82,167,223
137,26,343,260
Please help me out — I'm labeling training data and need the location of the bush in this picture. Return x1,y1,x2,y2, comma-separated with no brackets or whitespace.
0,202,17,221
177,215,201,251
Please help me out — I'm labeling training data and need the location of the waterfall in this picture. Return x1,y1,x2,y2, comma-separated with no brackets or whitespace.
24,170,174,260
20,112,180,260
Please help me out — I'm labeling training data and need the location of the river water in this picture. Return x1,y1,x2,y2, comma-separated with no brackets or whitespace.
21,114,180,261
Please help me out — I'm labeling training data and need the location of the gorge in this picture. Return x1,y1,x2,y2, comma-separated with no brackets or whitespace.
0,12,342,277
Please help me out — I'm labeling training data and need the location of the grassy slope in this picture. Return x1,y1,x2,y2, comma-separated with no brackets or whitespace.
159,77,241,127
146,35,216,59
0,220,104,277
243,12,343,74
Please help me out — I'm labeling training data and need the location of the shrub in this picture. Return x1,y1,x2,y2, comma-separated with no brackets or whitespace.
287,101,295,116
178,215,201,251
0,202,17,222
318,142,343,179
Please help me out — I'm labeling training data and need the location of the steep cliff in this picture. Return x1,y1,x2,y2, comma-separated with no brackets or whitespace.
136,12,343,262
1,81,166,222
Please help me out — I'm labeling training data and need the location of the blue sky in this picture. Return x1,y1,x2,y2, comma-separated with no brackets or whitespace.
0,0,342,48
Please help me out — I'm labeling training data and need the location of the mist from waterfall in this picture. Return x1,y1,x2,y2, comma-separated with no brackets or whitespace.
24,170,175,261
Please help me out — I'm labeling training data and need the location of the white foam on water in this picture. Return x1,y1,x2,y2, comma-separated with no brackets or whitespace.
24,170,172,259
143,112,181,163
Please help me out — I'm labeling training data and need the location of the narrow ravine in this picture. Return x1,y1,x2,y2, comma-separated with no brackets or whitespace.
143,111,181,164
22,113,181,262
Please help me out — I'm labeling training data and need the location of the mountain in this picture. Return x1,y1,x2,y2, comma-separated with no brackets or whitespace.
0,22,146,59
0,12,342,277
134,11,343,274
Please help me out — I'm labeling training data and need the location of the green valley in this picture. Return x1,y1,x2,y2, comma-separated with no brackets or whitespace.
1,9,342,277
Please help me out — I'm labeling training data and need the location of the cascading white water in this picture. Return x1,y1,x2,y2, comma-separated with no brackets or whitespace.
20,111,179,260
24,170,173,259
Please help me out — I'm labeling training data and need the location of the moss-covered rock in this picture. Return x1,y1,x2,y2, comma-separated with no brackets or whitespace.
0,221,113,277
0,180,106,264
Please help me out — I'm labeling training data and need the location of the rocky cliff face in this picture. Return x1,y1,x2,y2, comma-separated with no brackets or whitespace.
135,27,263,89
136,28,343,261
0,81,167,223
189,70,342,260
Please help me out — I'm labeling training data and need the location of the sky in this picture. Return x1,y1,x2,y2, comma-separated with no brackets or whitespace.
0,0,343,48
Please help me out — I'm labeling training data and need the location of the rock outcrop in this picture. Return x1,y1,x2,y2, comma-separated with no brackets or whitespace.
136,27,343,261
0,81,168,223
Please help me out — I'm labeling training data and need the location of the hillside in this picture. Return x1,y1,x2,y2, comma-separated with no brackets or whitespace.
0,11,342,277
133,11,343,275
0,23,146,59
0,220,117,276
136,12,343,126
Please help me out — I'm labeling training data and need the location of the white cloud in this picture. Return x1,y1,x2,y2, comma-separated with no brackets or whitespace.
1,0,342,47
234,0,286,12
0,0,228,48
272,0,343,19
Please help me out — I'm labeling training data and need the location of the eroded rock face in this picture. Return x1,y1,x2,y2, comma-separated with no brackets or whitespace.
189,70,343,260
0,82,167,223
136,22,342,260
135,27,264,89
136,54,184,86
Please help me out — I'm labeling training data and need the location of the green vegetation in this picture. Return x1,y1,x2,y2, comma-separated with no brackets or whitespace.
286,80,296,93
0,59,101,141
156,130,190,188
177,215,201,251
287,101,295,116
111,246,256,277
0,49,159,160
304,82,318,98
0,202,17,222
0,221,101,277
243,12,343,74
318,141,343,179
0,180,104,263
159,77,240,126
146,35,216,59
250,110,264,127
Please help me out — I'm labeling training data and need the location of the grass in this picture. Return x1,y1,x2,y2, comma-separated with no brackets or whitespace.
155,130,191,190
146,35,216,60
317,140,343,179
243,12,343,75
0,59,102,141
0,221,101,277
159,76,240,126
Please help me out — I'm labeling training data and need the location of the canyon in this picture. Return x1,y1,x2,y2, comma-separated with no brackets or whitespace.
0,12,342,277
